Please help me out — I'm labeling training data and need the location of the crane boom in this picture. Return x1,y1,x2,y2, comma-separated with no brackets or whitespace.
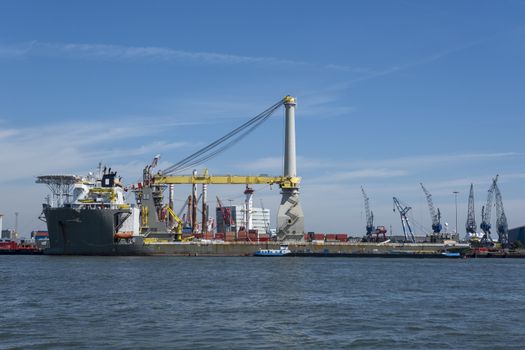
153,169,300,189
494,182,509,247
361,186,374,235
393,197,415,243
420,183,442,234
465,183,476,234
480,175,498,245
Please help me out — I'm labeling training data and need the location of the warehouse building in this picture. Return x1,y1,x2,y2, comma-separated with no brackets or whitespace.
509,225,525,246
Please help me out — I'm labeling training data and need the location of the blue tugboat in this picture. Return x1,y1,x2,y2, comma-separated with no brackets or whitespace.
254,245,291,257
441,251,461,257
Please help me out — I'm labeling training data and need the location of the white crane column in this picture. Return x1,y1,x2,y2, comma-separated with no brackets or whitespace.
192,169,198,233
202,184,208,234
277,96,305,241
283,97,297,178
168,184,174,228
244,186,254,230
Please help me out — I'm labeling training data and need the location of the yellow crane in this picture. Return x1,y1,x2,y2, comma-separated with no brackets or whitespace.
165,206,184,241
137,96,304,241
152,169,300,189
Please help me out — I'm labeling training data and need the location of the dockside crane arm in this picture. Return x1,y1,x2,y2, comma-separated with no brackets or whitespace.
420,183,442,234
393,197,415,243
165,206,183,234
480,175,498,244
466,184,477,234
159,98,288,176
145,97,301,189
494,182,509,247
153,169,301,189
361,186,374,235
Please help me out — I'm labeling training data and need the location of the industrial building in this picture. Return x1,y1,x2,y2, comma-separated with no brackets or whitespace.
216,205,271,234
509,226,525,246
1,229,18,240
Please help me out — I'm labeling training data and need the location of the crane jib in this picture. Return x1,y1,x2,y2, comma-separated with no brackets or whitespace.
153,174,301,189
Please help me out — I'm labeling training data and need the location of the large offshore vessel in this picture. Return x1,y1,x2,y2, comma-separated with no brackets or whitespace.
37,169,143,255
37,96,471,256
36,166,470,256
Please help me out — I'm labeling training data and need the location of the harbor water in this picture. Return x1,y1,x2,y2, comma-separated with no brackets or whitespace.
1,256,524,349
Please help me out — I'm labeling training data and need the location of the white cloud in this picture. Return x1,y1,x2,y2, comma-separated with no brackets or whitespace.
0,42,34,57
239,156,282,171
307,168,409,184
237,156,333,173
351,152,522,169
239,152,521,178
0,129,19,139
0,41,372,75
0,118,193,183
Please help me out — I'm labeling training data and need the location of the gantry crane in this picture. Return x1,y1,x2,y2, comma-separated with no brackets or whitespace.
393,197,415,243
465,183,477,238
494,182,510,247
480,175,498,246
420,183,442,239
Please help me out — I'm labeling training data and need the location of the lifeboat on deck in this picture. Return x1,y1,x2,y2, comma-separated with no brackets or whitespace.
114,232,133,240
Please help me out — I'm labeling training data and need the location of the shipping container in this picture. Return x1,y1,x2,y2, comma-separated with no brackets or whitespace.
325,234,337,240
313,233,325,241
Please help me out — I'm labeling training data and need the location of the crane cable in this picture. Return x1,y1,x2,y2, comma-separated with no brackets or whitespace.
161,98,285,175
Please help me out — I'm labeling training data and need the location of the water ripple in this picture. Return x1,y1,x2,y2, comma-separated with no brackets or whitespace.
1,256,525,349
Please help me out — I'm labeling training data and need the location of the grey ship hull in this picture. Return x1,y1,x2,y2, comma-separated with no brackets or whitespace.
43,207,148,255
42,208,471,257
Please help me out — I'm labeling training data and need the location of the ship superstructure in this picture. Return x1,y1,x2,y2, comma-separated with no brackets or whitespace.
37,168,140,254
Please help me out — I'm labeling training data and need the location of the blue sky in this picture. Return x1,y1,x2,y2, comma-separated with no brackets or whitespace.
0,0,524,237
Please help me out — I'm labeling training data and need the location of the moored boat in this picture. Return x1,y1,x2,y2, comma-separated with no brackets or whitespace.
254,245,291,256
441,251,461,257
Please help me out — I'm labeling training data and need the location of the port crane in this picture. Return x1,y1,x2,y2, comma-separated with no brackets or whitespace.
494,182,510,247
465,183,477,238
136,96,304,241
393,197,415,243
480,175,498,246
361,186,387,242
420,183,442,240
361,186,375,237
